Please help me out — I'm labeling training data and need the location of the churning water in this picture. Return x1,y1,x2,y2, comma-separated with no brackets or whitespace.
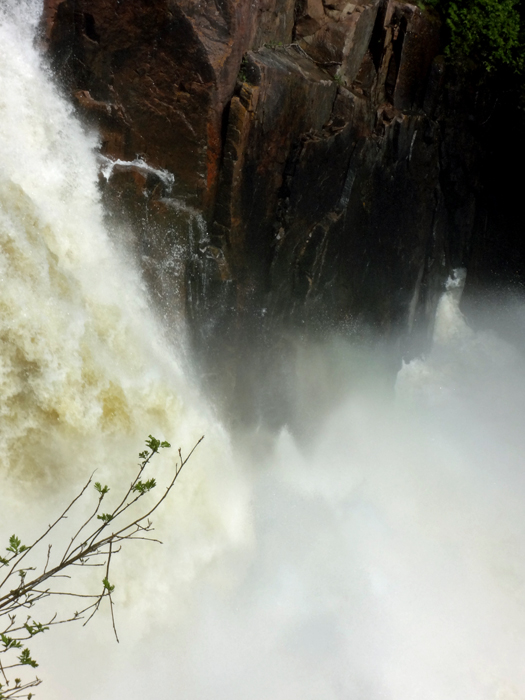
2,3,525,699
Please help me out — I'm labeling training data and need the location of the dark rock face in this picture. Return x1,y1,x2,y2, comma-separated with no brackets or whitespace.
199,2,481,355
213,48,339,300
43,0,503,425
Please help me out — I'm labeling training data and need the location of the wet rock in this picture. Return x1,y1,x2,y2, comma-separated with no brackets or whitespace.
41,0,501,427
43,0,273,210
203,0,452,338
389,3,441,111
212,47,337,297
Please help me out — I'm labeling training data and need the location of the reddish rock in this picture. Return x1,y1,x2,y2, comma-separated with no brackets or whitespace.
43,0,268,210
212,46,338,299
296,0,380,83
253,0,296,46
41,0,497,427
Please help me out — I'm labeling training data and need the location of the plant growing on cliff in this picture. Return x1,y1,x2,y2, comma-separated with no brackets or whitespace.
423,0,525,72
0,434,203,699
237,57,250,84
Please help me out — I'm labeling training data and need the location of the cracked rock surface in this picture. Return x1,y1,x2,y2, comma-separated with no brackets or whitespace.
43,0,510,424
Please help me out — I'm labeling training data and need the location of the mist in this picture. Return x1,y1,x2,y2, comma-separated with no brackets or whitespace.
26,284,525,700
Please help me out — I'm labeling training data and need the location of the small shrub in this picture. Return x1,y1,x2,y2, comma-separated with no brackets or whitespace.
0,434,203,699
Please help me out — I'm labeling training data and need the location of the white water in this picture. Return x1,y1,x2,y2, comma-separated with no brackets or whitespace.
2,4,525,699
0,0,251,642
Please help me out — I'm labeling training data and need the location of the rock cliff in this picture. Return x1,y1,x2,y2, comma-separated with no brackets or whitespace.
42,0,515,424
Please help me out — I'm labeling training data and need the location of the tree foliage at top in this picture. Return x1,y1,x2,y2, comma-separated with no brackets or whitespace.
424,0,525,72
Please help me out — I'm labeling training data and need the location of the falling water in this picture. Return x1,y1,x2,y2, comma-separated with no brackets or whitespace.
0,0,252,663
2,3,525,699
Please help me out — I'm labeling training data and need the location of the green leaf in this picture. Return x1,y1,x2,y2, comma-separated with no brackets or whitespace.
145,435,161,453
24,621,49,637
6,535,28,555
102,577,115,593
132,478,156,495
18,648,38,668
1,634,22,650
94,482,109,495
97,513,113,523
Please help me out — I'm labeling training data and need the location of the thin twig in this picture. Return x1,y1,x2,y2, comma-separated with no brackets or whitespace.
0,435,204,700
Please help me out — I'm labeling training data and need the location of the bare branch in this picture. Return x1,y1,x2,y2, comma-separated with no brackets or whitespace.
1,434,203,700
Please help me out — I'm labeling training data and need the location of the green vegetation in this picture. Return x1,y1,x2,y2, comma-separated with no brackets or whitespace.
0,434,203,699
423,0,525,72
238,57,251,84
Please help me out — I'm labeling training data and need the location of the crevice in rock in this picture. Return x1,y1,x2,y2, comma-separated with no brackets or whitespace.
83,13,99,42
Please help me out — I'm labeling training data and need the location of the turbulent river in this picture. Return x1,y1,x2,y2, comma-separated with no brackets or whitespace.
2,2,525,699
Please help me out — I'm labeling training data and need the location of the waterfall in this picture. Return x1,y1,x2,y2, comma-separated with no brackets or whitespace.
2,3,525,699
0,0,189,485
0,0,252,685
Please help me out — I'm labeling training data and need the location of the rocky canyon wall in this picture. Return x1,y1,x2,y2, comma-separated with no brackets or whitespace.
42,0,503,423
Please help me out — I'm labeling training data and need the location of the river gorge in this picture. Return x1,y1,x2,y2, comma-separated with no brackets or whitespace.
1,0,525,698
